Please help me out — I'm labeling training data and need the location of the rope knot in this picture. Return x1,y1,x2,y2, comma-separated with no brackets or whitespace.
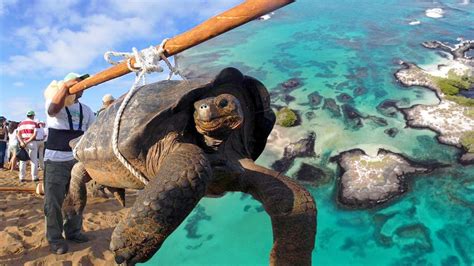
130,46,163,74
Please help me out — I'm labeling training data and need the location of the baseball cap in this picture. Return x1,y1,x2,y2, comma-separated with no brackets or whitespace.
27,110,35,116
63,72,84,82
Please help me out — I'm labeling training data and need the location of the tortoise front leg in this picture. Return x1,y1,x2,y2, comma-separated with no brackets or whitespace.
110,144,212,264
239,158,317,266
63,162,91,217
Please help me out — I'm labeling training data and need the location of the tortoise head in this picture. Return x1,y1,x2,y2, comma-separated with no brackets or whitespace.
193,93,244,139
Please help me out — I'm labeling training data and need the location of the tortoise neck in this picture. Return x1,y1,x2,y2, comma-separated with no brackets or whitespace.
203,135,225,151
145,132,180,178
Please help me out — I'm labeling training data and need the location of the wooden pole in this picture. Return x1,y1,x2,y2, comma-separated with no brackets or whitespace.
69,0,294,94
0,186,36,193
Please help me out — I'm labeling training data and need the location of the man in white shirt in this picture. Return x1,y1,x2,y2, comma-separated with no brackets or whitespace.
44,73,95,254
36,121,46,170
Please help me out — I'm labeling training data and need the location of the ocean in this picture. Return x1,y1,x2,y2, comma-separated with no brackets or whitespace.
145,0,474,265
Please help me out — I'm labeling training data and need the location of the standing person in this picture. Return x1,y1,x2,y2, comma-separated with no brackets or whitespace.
96,93,115,116
43,73,95,254
0,117,7,169
36,121,46,170
7,121,19,171
17,111,39,181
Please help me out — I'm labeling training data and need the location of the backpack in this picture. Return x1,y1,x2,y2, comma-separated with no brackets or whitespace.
17,147,30,161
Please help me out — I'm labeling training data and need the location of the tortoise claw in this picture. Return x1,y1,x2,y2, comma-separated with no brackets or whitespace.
106,187,126,207
114,190,126,207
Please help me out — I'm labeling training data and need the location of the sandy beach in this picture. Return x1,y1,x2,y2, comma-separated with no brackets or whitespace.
0,168,136,265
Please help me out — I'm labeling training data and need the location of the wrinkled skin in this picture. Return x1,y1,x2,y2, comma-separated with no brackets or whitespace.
64,68,316,265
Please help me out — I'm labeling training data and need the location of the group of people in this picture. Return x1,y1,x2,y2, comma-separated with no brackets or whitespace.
1,73,116,255
0,112,47,182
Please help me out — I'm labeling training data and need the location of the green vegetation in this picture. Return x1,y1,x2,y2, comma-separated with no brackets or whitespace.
432,70,474,96
460,131,474,153
445,95,474,107
276,107,298,127
464,109,474,118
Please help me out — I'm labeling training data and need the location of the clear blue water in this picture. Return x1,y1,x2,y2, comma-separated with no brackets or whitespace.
145,0,474,265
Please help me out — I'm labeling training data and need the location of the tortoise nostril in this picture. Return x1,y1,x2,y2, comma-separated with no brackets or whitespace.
200,104,208,110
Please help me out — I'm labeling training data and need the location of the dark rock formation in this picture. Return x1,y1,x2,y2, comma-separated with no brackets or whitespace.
384,127,399,138
282,94,296,104
314,72,338,78
270,77,306,104
305,111,316,121
335,80,350,91
271,132,316,173
323,98,341,117
374,89,388,98
336,93,353,103
184,206,211,239
307,91,323,108
377,99,400,117
353,87,367,96
281,78,303,92
367,116,388,127
345,67,369,80
342,104,364,128
282,132,316,158
295,163,330,186
394,223,433,252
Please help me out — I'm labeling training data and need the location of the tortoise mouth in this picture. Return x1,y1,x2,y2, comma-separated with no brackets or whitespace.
195,115,243,134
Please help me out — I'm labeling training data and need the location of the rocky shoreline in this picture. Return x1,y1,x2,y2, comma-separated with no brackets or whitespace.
421,40,474,62
394,39,474,165
271,131,316,173
331,148,442,209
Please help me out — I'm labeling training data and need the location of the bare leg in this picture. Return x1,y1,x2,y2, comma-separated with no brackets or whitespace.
9,154,17,171
239,159,316,266
110,144,212,264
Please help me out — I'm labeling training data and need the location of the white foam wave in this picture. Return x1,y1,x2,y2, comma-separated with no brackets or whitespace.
425,8,444,18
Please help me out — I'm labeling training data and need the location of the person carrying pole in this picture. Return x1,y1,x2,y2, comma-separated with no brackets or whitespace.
43,73,95,254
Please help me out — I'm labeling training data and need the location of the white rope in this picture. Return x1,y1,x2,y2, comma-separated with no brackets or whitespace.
104,39,182,186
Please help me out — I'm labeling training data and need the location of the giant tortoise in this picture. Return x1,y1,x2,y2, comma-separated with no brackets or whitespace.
65,67,316,265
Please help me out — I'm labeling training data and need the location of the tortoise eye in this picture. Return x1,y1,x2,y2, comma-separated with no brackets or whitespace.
218,99,228,108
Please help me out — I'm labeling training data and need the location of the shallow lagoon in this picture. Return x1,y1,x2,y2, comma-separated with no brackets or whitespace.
146,0,474,265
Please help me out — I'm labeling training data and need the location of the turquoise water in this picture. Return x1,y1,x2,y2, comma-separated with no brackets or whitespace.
146,1,474,265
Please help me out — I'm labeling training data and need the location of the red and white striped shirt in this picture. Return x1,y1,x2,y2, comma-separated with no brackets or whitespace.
18,118,38,141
